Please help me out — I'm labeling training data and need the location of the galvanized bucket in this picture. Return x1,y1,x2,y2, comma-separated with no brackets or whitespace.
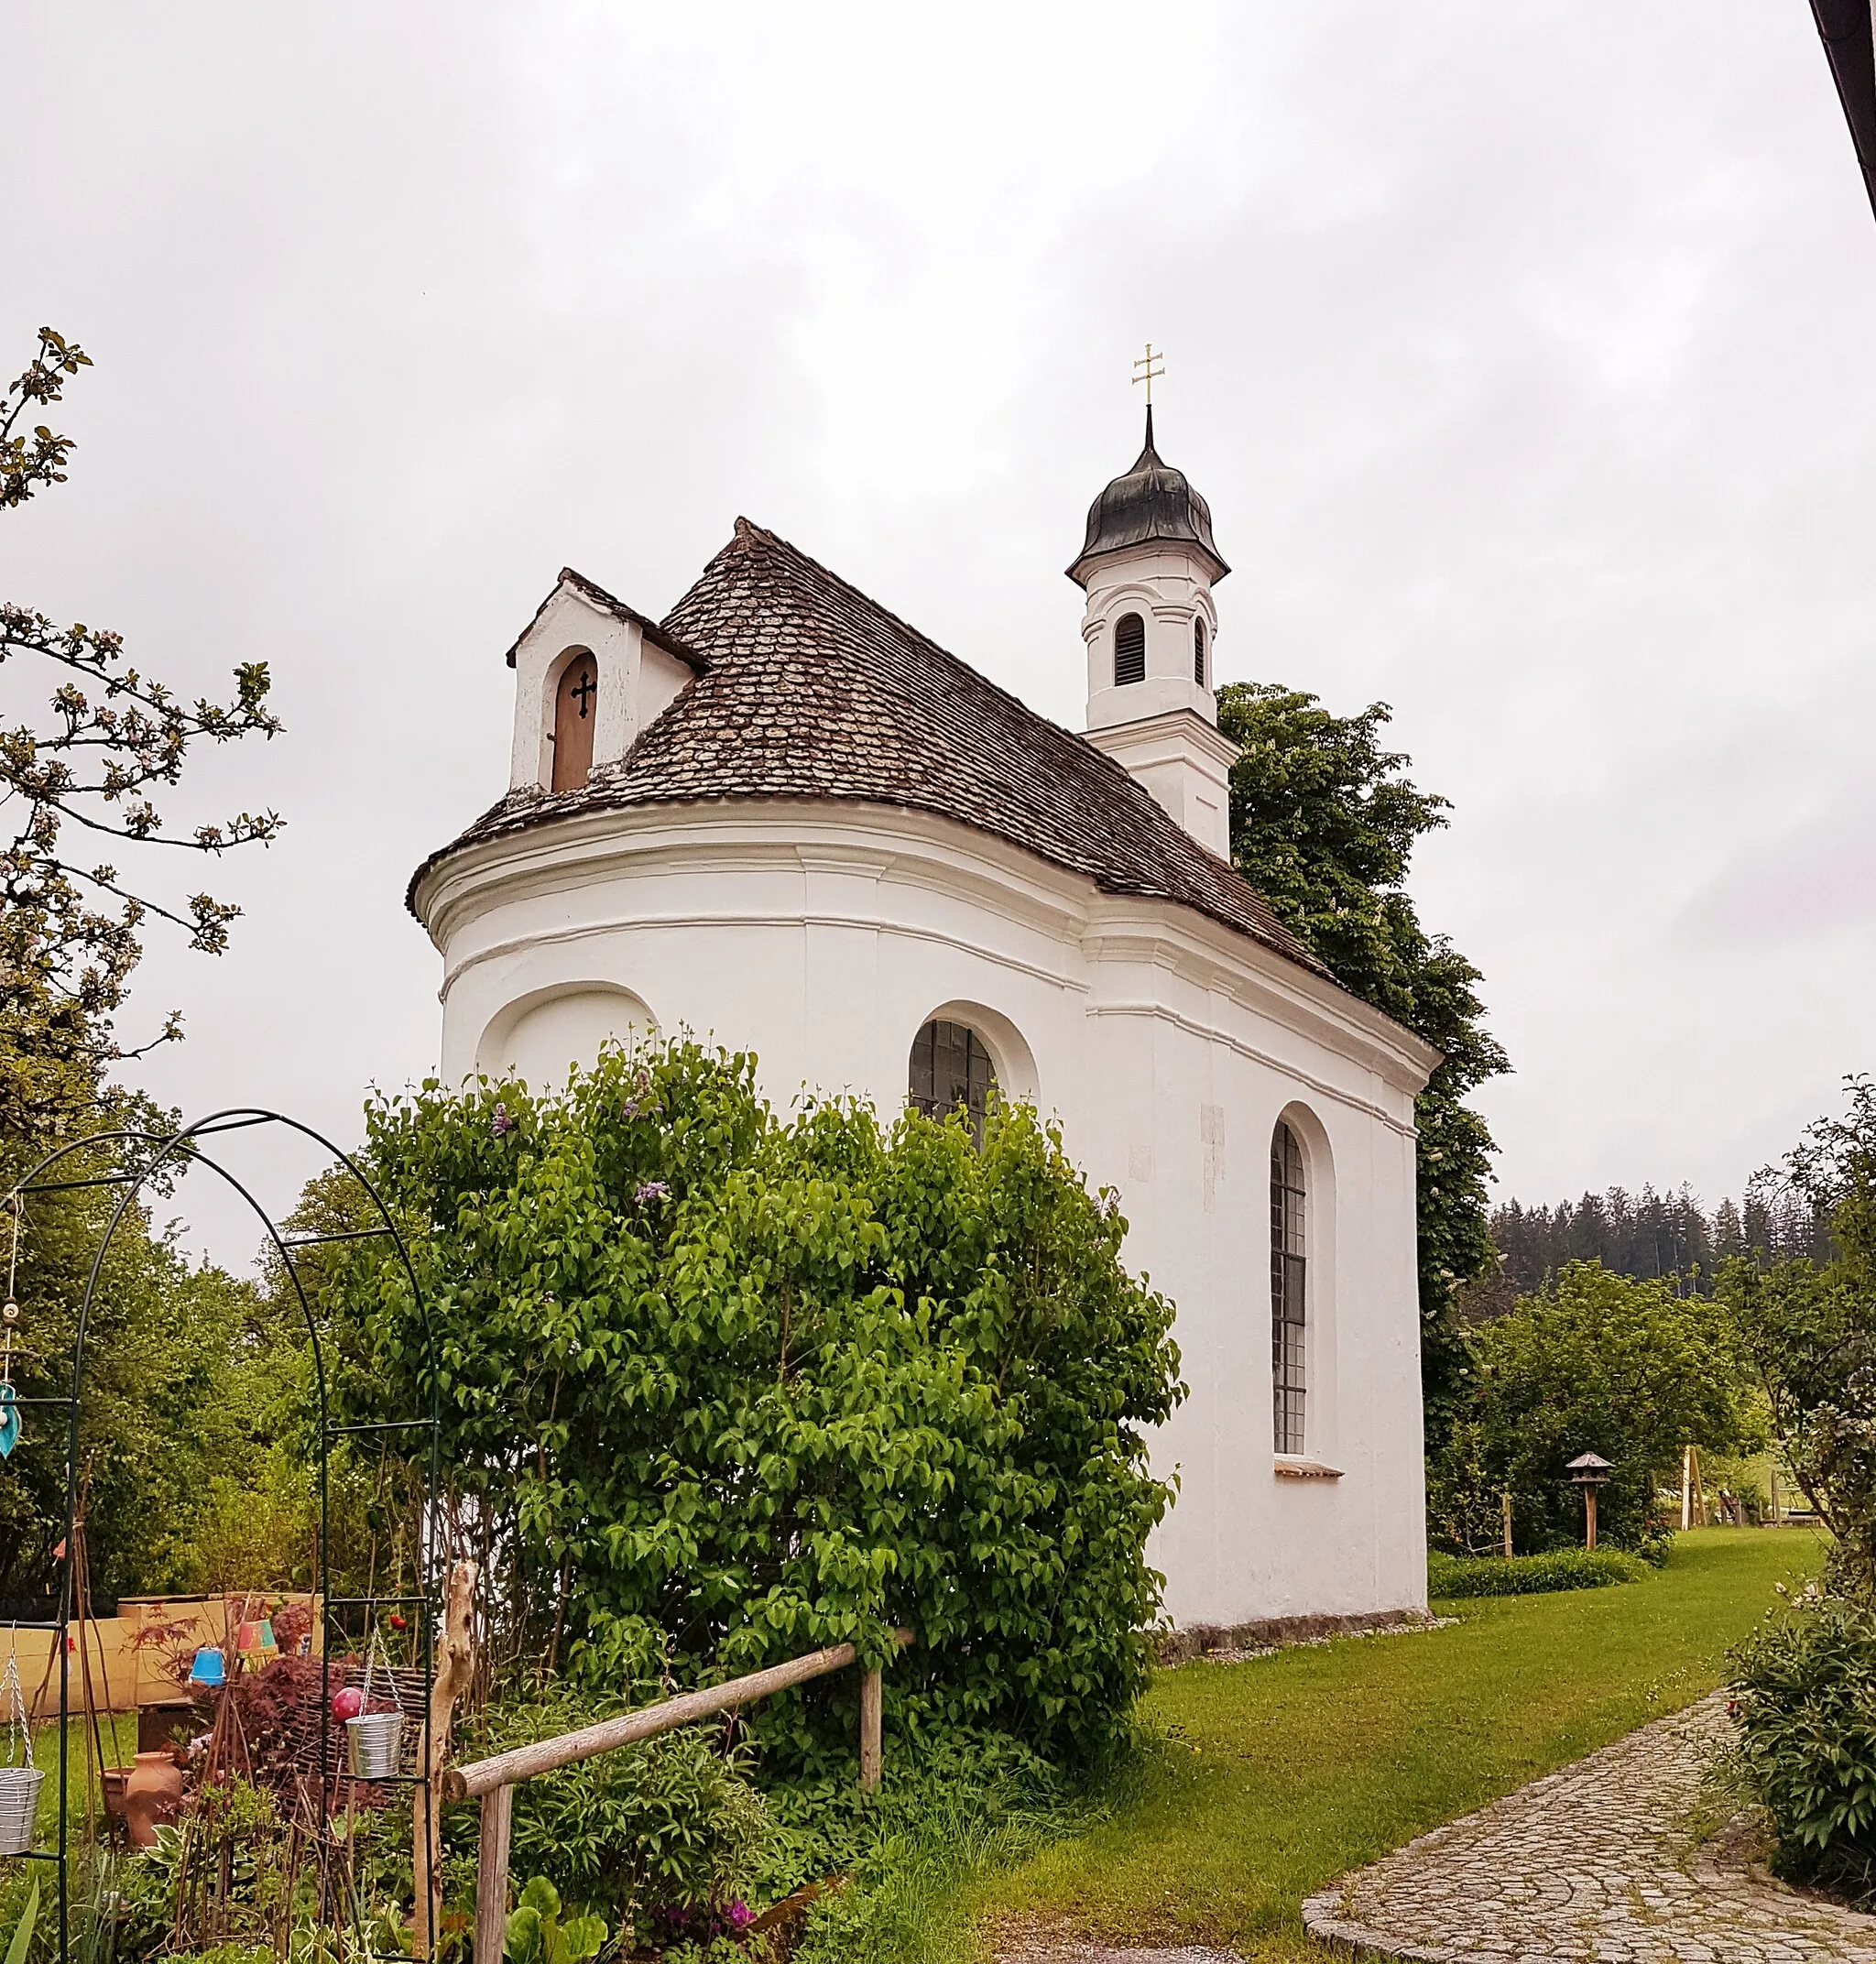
346,1709,402,1780
0,1765,44,1855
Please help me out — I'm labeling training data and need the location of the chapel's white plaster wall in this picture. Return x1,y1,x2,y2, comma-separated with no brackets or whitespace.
1081,545,1218,730
412,800,1435,1631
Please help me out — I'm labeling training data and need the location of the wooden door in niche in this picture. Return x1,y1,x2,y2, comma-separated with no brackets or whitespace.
551,651,598,791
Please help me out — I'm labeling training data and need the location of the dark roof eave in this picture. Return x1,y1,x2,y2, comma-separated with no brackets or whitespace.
1812,0,1876,222
501,567,705,671
407,780,1325,976
1066,535,1231,589
404,789,1448,1073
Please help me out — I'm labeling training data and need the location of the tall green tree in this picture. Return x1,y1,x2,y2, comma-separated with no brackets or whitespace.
1219,682,1505,1436
1427,1260,1761,1555
0,327,293,1598
1725,1075,1876,1598
2,326,282,1071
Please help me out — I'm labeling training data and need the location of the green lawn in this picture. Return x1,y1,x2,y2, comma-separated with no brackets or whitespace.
977,1528,1825,1960
27,1714,139,1842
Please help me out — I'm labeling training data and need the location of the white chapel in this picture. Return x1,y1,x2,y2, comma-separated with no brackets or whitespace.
409,409,1438,1637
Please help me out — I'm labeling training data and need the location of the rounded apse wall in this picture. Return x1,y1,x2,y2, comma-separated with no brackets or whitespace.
475,985,658,1089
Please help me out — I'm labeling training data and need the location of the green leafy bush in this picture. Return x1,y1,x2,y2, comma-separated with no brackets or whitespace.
474,1695,768,1951
1730,1589,1876,1901
336,1040,1183,1770
1426,1547,1649,1598
769,1731,1074,1964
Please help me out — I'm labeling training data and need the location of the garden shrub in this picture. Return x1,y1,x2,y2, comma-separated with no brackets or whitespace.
470,1692,769,1951
1730,1588,1876,1902
765,1730,1075,1964
335,1039,1183,1774
1425,1547,1648,1598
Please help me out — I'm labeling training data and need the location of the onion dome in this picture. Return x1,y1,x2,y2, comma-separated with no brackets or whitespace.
1066,407,1230,588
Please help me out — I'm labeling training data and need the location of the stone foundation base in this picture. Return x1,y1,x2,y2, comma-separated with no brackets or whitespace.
1156,1606,1434,1665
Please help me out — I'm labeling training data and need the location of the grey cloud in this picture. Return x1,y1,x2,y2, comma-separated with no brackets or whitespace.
5,0,1871,1256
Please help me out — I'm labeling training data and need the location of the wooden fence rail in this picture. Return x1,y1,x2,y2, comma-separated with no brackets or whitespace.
450,1631,912,1961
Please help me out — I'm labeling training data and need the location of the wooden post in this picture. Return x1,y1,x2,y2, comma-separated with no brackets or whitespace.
1585,1484,1598,1552
1500,1489,1513,1560
1682,1446,1694,1532
474,1782,513,1964
858,1668,882,1794
416,1560,478,1959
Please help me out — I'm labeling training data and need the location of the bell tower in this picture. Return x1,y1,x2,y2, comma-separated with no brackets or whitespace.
1069,372,1239,859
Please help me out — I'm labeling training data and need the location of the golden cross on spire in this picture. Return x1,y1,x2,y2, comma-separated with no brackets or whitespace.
1132,342,1164,405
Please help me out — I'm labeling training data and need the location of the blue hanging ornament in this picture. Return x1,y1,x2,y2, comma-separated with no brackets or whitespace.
0,1276,19,1459
0,1196,22,1460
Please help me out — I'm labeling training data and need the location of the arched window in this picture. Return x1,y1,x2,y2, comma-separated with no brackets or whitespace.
909,1020,997,1145
1271,1122,1307,1453
551,650,598,792
1194,617,1207,687
1114,612,1146,687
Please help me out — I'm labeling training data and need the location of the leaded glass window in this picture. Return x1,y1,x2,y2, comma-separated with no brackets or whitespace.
1271,1121,1306,1454
908,1020,996,1145
1114,612,1146,687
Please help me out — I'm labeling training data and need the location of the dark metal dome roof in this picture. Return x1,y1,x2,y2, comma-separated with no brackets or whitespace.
1066,407,1230,588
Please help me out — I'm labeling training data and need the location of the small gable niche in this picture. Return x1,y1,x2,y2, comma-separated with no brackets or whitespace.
507,570,699,794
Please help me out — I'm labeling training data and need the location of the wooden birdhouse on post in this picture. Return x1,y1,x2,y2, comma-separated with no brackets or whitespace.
1568,1453,1613,1551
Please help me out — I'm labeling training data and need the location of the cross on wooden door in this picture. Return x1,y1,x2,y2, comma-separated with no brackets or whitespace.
551,654,598,791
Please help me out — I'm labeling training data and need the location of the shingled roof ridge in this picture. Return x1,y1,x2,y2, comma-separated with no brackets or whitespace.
503,564,704,671
680,518,1152,801
415,518,1333,985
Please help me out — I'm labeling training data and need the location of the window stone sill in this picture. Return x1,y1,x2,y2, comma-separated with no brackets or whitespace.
1273,1457,1345,1480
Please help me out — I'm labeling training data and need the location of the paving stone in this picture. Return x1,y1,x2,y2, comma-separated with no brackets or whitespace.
1303,1693,1876,1961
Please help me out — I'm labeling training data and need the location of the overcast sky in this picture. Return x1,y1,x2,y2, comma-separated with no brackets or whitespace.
7,2,1874,1263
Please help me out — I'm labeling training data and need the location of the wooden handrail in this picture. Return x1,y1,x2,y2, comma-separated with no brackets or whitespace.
456,1629,911,1961
447,1635,906,1798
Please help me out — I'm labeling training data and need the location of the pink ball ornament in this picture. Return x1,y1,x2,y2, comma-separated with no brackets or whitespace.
331,1686,365,1721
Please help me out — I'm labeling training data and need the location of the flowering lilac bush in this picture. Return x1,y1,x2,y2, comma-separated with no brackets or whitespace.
477,1694,769,1954
340,1039,1183,1772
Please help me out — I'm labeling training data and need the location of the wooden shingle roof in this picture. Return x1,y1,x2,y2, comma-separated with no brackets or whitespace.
411,519,1324,977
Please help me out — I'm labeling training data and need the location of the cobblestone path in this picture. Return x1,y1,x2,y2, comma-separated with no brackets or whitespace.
1304,1692,1876,1961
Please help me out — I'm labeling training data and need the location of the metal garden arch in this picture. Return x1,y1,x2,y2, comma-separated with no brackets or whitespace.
4,1107,442,1964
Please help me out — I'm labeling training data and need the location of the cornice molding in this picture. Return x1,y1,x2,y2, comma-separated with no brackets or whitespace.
1085,705,1240,771
413,798,1438,1099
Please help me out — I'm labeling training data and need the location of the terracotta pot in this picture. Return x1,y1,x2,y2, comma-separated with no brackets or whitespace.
120,1751,181,1849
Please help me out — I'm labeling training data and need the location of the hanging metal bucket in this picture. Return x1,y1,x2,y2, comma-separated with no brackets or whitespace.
0,1765,44,1855
346,1710,403,1780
